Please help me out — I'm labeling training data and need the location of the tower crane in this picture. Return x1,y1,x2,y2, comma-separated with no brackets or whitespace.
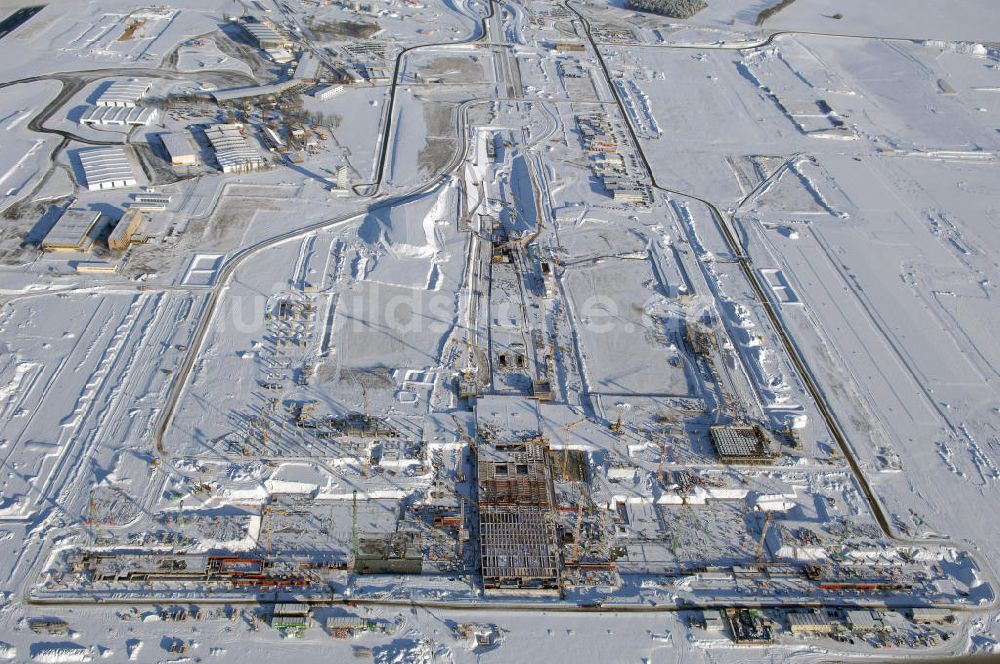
558,416,588,480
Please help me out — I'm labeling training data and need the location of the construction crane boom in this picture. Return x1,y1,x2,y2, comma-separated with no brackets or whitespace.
559,416,588,480
450,413,477,452
656,436,667,485
572,500,584,561
351,489,359,561
756,510,773,562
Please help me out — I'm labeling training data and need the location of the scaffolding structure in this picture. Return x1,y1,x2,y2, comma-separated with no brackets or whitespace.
477,444,561,593
709,425,776,464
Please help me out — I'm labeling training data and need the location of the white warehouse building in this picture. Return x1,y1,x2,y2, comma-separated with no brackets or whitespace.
204,124,267,173
96,78,153,108
79,106,156,127
312,85,344,101
77,147,138,191
160,132,197,166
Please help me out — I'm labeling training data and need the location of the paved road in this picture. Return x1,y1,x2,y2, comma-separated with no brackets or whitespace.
0,5,43,41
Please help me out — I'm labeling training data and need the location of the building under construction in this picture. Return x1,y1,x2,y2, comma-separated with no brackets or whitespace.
709,425,776,464
354,532,422,574
477,443,561,594
71,552,310,589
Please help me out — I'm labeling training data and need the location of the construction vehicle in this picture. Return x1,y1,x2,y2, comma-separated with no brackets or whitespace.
609,403,631,433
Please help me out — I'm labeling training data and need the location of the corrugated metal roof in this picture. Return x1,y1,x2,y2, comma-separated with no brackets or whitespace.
204,125,266,171
325,616,368,629
273,603,310,615
787,610,833,627
160,133,195,159
80,106,155,126
96,78,152,106
42,208,102,249
293,54,320,80
211,80,301,102
845,609,878,629
77,147,137,190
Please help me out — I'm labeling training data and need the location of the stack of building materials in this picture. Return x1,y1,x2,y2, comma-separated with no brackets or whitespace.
29,619,70,635
108,209,144,250
203,124,266,173
77,147,138,191
354,532,422,574
726,608,774,644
